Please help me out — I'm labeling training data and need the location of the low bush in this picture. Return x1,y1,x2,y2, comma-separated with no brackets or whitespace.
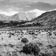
47,45,54,49
12,51,17,56
21,38,29,43
20,43,40,55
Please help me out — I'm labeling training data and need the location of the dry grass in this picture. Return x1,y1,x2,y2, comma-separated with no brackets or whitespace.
0,29,55,56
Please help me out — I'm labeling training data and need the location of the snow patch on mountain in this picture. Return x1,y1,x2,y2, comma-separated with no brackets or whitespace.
0,10,18,16
0,9,46,21
26,9,46,17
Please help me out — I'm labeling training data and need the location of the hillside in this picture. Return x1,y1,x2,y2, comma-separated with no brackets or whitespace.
25,10,56,29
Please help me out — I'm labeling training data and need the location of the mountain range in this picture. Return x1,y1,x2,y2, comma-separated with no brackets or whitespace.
0,9,56,29
0,9,45,22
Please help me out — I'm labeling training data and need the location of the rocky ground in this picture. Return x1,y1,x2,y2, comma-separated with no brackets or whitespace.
0,30,56,56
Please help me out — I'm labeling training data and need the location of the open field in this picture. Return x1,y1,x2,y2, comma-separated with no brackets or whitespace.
0,29,55,56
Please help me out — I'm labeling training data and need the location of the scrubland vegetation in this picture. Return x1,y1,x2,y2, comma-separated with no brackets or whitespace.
0,29,55,56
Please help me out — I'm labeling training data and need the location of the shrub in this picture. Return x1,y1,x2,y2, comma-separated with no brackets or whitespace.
39,53,52,56
20,43,40,55
21,38,29,43
12,51,17,56
47,45,54,49
48,32,52,36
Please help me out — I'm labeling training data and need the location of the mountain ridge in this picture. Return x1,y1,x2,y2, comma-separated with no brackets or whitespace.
0,9,45,22
26,10,56,29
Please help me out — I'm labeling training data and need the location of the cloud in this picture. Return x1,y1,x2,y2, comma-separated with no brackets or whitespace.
28,2,56,11
0,10,18,16
0,0,56,12
8,0,56,5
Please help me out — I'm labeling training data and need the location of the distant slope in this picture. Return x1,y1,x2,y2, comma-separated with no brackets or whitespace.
0,9,45,21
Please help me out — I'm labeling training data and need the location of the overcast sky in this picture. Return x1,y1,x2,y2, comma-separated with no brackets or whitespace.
0,0,56,12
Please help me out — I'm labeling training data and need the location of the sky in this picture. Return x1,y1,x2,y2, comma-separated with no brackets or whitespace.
0,0,56,15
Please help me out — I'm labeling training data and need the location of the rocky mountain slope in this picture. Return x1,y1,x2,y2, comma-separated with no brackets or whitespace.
26,10,56,28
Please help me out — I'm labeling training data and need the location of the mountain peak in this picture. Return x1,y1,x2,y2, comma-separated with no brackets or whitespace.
26,9,46,17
